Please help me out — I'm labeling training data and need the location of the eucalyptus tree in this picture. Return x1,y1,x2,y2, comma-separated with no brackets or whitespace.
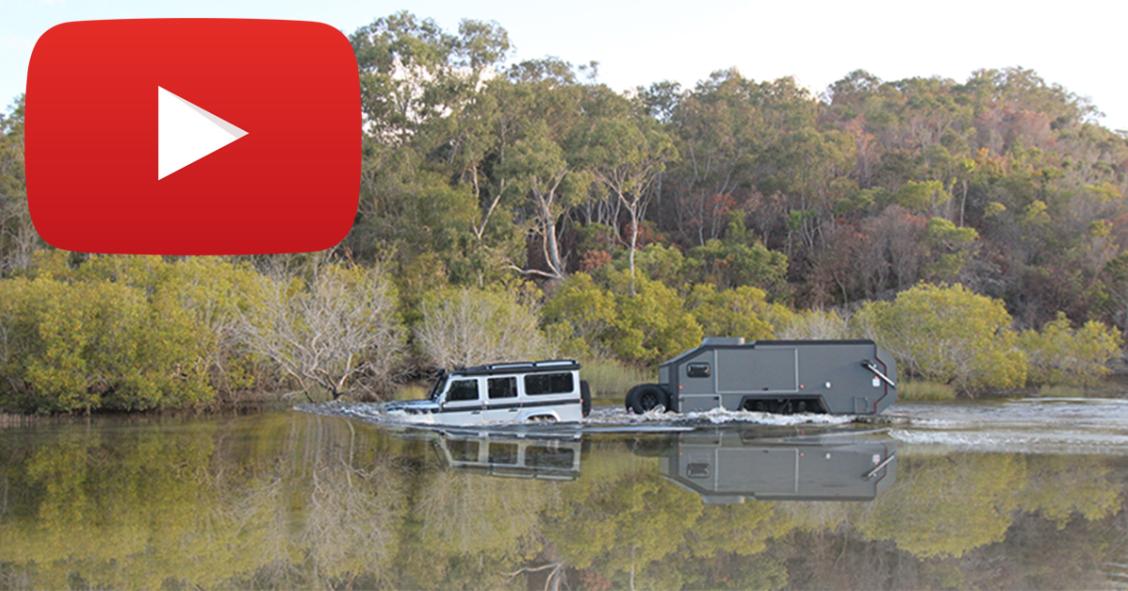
659,71,771,246
574,87,677,291
493,61,591,279
347,12,516,282
0,98,37,275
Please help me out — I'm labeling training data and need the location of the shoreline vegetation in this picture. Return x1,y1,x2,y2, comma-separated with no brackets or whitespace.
2,12,1128,415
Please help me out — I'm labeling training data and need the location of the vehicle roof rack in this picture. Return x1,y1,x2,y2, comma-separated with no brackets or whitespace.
453,359,580,375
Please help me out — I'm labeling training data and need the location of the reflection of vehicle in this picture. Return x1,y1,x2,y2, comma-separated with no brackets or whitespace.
625,337,896,415
384,360,591,426
647,429,896,504
431,431,582,480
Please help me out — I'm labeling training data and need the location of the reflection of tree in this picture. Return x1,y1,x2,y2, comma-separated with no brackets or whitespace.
418,469,546,554
298,419,406,586
1016,454,1122,527
1,419,1125,589
0,414,408,589
856,453,1026,558
546,472,700,579
686,502,795,558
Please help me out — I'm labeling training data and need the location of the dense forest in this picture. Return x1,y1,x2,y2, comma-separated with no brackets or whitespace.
2,12,1128,413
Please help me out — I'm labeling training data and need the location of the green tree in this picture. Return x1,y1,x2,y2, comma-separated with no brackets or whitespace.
0,276,211,413
854,283,1027,392
685,284,791,340
576,88,678,291
606,271,702,364
1018,312,1122,387
542,272,617,357
924,217,978,281
685,218,790,296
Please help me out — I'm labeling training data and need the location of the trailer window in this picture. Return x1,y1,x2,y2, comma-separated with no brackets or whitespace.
524,372,574,395
488,377,517,399
687,462,710,479
687,363,711,378
446,379,479,402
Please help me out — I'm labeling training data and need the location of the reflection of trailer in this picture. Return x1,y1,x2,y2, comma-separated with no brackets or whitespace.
653,430,897,504
626,337,897,415
431,432,582,481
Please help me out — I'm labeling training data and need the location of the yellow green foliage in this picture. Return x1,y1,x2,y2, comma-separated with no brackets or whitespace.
1018,312,1122,387
605,271,703,364
0,275,212,413
542,272,618,357
899,380,958,401
893,180,950,213
577,356,652,401
779,308,849,339
854,283,1027,392
685,283,780,341
925,217,978,281
544,271,702,364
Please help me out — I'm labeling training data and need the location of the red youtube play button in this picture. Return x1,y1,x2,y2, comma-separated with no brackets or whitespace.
25,19,360,254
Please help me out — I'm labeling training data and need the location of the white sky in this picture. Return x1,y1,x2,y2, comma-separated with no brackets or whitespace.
4,0,1127,131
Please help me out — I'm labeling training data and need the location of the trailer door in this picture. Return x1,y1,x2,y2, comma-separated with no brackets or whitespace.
716,346,798,394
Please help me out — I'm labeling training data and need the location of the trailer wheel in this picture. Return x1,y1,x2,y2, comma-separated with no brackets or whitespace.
626,384,669,414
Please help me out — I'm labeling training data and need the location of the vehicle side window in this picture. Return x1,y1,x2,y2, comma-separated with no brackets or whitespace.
524,372,574,395
446,379,479,402
687,363,711,378
488,442,518,464
448,440,478,462
526,446,575,468
488,377,517,399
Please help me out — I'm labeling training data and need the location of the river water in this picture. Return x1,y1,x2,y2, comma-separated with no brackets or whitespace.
0,399,1125,589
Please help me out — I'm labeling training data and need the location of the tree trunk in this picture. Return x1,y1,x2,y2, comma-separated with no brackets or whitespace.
628,207,639,295
544,214,564,278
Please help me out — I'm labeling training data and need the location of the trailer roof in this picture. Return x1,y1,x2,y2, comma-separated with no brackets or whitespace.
659,339,876,368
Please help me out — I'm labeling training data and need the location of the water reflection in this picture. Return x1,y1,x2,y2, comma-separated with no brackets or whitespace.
652,429,896,504
431,432,582,480
0,411,1124,590
419,427,897,503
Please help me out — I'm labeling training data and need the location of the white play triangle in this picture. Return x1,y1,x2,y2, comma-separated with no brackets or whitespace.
157,86,248,180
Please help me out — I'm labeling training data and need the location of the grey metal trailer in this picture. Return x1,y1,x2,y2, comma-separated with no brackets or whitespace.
651,429,897,504
625,337,896,416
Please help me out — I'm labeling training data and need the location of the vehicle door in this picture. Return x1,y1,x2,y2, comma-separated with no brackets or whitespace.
439,377,484,424
483,375,520,422
518,371,578,421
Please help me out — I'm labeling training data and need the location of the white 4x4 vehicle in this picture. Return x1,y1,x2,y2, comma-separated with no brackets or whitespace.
385,360,591,426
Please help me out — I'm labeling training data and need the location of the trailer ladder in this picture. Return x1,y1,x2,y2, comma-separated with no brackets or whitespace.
861,360,896,388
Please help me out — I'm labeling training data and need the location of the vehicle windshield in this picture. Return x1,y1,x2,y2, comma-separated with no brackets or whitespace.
427,371,447,401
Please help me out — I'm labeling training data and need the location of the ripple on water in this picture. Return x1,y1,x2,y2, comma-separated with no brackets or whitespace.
884,397,1128,454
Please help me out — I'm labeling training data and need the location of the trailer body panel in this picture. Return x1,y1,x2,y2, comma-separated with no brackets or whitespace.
660,338,896,415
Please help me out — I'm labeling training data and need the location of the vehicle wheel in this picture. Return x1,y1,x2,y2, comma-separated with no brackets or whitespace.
528,415,557,423
626,384,669,414
580,380,592,418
